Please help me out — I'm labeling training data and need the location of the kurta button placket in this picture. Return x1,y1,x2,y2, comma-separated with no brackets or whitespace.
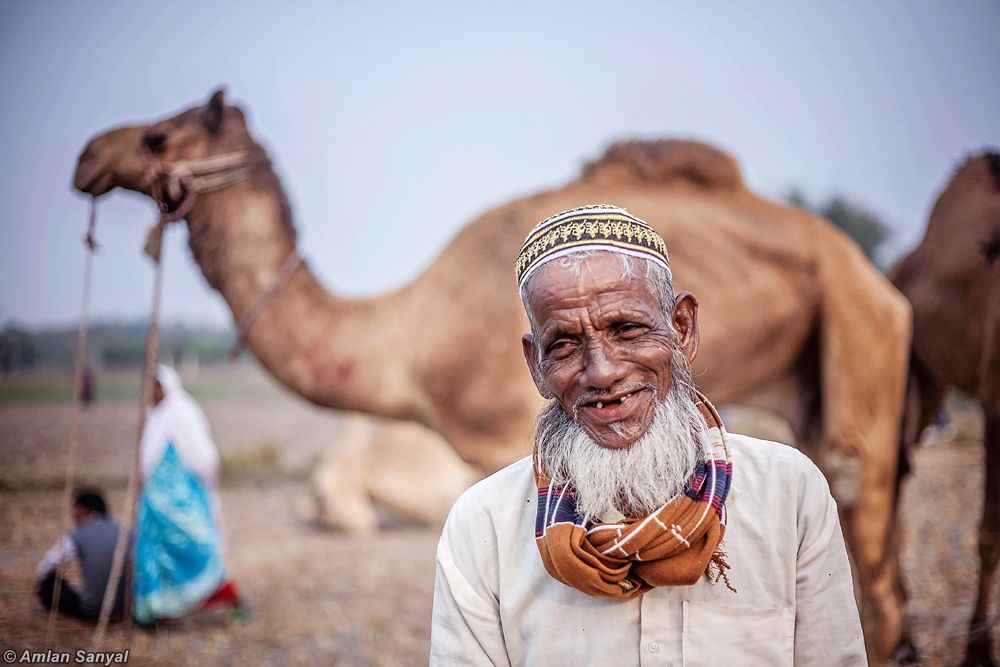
639,588,671,665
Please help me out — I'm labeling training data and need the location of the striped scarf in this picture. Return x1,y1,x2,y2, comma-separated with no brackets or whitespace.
533,391,733,599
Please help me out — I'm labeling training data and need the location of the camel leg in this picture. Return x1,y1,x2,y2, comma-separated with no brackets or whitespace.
365,421,478,526
817,366,908,665
788,404,908,665
814,253,911,663
840,472,904,665
743,364,912,663
962,410,1000,667
303,417,380,534
737,356,910,662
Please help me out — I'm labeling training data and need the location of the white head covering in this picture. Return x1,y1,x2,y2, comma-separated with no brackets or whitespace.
139,364,220,485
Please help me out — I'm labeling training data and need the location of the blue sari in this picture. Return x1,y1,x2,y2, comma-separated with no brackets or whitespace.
134,442,225,622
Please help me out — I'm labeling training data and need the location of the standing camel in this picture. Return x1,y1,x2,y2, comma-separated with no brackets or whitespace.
891,151,1000,666
73,90,911,661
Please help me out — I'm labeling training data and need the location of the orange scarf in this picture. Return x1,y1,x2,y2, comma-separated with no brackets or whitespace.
533,392,733,599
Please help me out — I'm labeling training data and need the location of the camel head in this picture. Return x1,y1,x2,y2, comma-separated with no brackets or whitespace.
73,88,256,208
918,149,1000,261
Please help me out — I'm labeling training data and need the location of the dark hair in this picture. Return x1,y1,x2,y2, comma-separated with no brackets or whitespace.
73,487,108,516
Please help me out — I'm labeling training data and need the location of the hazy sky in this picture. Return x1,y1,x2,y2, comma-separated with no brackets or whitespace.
1,1,997,328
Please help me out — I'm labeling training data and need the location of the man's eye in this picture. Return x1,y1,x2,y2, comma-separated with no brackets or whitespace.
615,323,646,338
547,340,576,359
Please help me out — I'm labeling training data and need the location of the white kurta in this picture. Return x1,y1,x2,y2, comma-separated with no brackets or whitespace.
431,433,867,666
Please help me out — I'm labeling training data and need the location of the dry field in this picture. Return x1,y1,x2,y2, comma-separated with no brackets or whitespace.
0,365,996,665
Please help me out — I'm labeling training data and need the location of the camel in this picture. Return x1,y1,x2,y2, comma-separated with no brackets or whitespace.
73,90,911,662
891,150,1000,666
294,414,477,532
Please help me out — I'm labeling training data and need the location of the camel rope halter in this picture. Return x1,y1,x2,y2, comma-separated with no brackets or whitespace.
141,150,267,222
139,150,303,357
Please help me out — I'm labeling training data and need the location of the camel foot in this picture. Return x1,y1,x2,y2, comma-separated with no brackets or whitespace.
889,639,920,665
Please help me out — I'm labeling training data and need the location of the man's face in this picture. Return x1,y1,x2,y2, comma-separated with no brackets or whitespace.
521,253,699,450
72,502,89,524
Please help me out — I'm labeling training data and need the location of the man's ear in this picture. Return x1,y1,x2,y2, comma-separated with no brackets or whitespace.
521,334,554,399
672,292,700,366
203,88,226,134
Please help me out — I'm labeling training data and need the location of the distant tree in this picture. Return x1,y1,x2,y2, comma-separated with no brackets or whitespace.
785,189,891,265
0,325,37,372
0,320,235,371
786,187,810,210
101,340,147,366
819,197,890,264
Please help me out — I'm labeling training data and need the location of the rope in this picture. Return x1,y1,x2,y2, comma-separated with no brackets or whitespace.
228,251,302,360
141,151,269,224
80,149,263,647
139,148,293,361
44,198,99,648
91,219,170,649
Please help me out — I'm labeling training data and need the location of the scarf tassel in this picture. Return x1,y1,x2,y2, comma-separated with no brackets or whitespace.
706,546,736,593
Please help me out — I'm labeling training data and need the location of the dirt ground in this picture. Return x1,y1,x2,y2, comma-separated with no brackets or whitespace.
0,365,996,665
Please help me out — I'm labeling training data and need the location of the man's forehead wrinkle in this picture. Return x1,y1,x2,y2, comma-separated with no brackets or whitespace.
590,301,655,327
535,300,658,347
533,301,590,346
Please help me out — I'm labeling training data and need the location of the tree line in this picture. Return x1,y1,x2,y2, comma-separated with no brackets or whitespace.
0,320,236,373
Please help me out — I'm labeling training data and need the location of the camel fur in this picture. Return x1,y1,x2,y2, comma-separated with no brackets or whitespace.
891,150,1000,666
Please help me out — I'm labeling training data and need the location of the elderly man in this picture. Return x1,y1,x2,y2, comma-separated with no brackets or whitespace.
430,205,866,665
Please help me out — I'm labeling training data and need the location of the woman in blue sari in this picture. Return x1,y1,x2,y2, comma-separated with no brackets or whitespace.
134,365,242,623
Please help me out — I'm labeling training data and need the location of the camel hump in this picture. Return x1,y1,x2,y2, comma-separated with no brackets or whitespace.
582,139,743,190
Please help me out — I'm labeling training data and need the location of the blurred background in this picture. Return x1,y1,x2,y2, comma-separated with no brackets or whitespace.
1,1,997,664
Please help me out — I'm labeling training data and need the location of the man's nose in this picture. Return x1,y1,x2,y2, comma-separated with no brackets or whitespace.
581,341,627,390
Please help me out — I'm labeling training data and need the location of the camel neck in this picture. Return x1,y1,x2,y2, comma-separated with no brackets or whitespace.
182,172,420,421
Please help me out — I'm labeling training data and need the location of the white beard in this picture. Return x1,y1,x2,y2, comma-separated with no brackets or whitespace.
535,382,707,523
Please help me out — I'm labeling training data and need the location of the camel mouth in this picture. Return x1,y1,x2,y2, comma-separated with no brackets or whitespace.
145,171,187,215
73,124,149,197
73,156,115,196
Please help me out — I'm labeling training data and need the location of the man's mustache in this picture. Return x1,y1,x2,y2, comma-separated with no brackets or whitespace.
571,381,657,421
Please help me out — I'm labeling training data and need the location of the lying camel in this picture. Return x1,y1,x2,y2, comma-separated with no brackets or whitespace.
298,415,477,533
891,150,1000,666
73,89,911,661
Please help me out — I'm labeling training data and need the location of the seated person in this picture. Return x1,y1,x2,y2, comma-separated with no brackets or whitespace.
36,487,127,620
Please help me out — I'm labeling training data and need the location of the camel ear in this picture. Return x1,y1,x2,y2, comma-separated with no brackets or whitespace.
203,88,226,134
